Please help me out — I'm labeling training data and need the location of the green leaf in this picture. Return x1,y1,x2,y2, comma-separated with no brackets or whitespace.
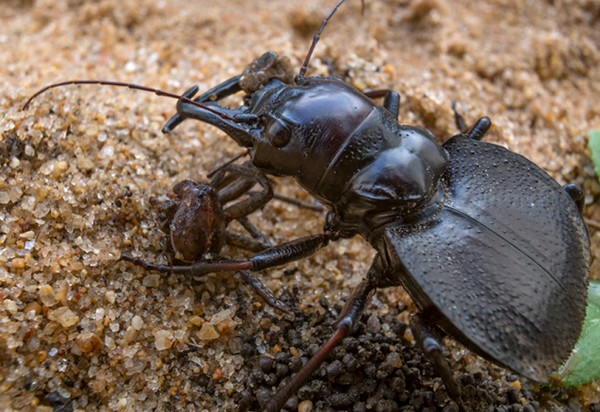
589,130,600,181
554,280,600,386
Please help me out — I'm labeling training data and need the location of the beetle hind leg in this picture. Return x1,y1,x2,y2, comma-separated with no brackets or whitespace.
411,314,470,412
563,183,585,214
265,265,379,412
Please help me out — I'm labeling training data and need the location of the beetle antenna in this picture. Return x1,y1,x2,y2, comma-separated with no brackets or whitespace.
22,80,240,122
206,149,250,178
298,0,364,80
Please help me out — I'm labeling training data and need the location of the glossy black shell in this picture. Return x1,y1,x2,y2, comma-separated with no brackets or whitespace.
374,134,590,381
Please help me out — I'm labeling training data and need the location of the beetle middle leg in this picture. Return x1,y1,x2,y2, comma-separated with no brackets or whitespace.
132,232,332,277
121,232,331,313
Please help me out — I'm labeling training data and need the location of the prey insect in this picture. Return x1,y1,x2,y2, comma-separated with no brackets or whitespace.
120,162,293,316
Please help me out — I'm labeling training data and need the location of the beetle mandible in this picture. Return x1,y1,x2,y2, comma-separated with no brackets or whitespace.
23,0,590,410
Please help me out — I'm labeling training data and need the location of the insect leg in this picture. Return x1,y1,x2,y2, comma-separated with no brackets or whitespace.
266,262,380,412
208,163,274,251
226,217,272,252
464,117,492,141
563,183,585,214
162,75,242,133
121,233,331,277
365,89,400,120
411,314,469,412
215,163,274,220
235,270,292,315
451,102,491,141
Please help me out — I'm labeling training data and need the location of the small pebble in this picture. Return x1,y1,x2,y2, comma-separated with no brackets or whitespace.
76,333,103,353
298,400,313,412
154,330,173,350
48,307,79,328
196,323,219,340
142,274,161,287
366,313,381,334
39,285,57,306
131,316,144,330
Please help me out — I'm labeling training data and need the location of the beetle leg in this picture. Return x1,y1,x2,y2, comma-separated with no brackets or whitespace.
411,314,469,412
213,163,274,220
563,183,585,214
451,102,492,141
365,89,400,120
121,232,331,277
226,217,272,252
272,193,324,211
265,261,380,412
235,270,292,314
451,101,468,132
464,117,492,141
162,75,242,133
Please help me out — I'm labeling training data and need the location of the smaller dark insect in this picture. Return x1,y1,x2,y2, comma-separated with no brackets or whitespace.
120,162,293,315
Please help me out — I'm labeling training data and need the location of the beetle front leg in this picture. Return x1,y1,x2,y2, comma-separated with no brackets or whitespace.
451,101,491,141
365,89,400,120
411,314,469,412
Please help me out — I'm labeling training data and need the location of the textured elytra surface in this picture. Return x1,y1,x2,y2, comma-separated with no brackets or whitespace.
384,135,590,382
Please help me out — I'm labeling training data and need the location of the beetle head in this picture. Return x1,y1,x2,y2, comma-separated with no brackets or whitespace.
246,78,375,192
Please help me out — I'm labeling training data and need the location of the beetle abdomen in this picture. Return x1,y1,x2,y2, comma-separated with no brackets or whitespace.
381,135,589,381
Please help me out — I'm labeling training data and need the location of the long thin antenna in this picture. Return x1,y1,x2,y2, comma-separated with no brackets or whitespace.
206,149,250,178
298,0,364,79
22,80,239,122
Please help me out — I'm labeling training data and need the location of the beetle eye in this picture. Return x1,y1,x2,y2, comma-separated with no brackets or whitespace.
266,118,291,148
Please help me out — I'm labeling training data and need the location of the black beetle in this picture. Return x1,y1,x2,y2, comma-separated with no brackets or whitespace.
23,0,590,410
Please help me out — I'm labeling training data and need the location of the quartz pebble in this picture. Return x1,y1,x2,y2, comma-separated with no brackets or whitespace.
196,323,220,341
76,333,104,353
298,400,313,412
154,330,174,350
48,307,79,328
